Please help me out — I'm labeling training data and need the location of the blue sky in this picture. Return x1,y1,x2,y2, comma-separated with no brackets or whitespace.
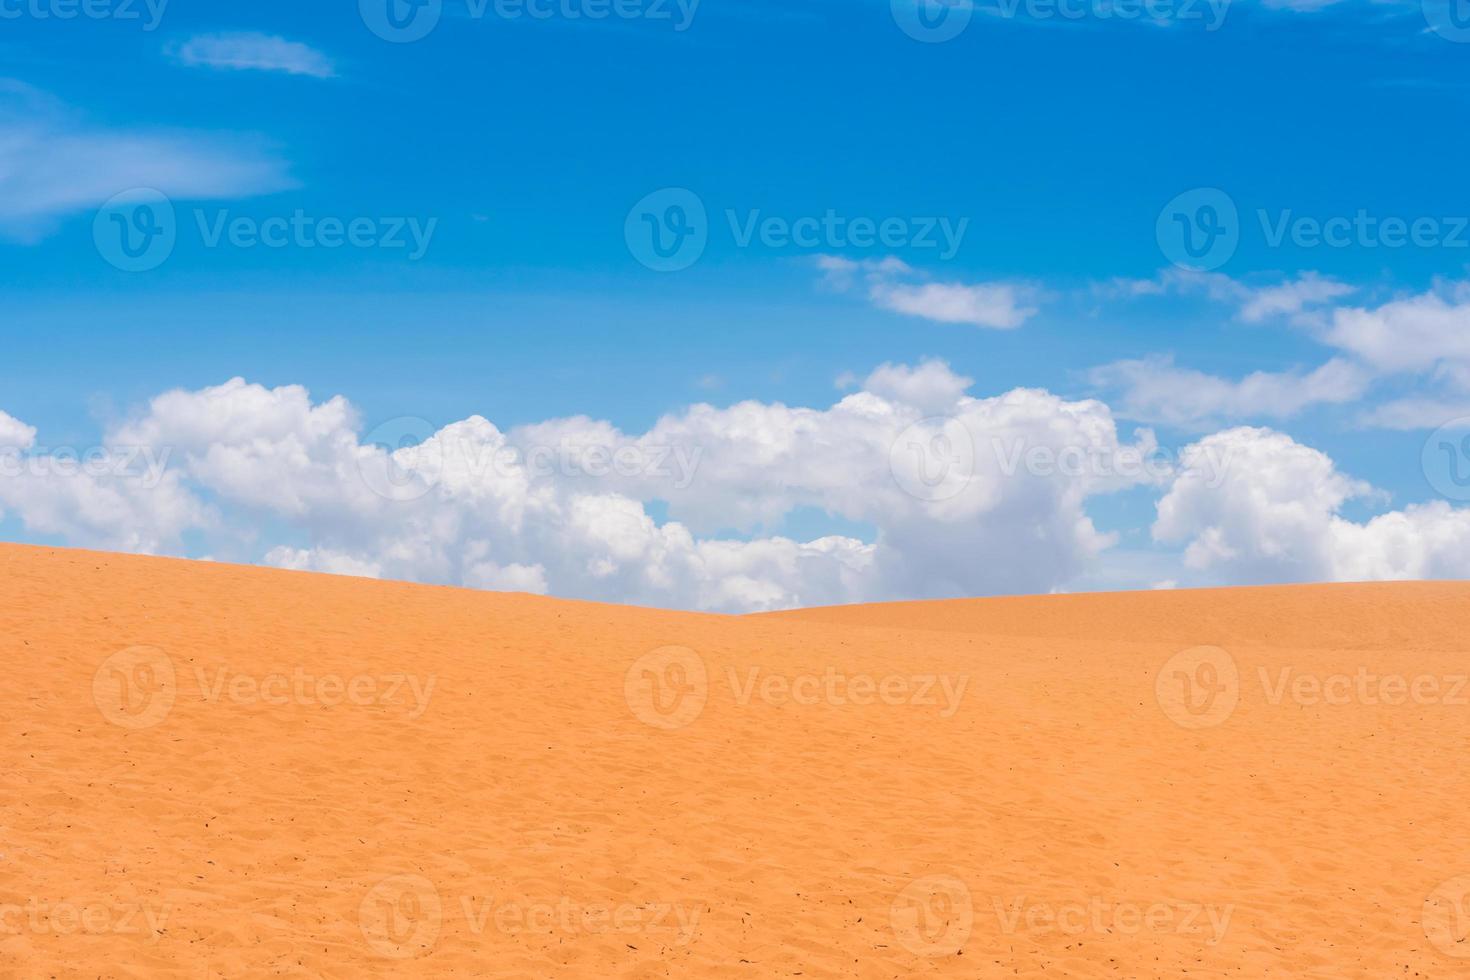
3,0,1470,609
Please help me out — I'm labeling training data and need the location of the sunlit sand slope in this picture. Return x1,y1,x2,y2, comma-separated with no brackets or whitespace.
2,544,1468,977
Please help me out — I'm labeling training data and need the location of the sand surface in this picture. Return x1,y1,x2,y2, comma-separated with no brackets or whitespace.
2,543,1469,977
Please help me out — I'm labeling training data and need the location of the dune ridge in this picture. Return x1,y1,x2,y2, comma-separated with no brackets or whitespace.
2,543,1469,977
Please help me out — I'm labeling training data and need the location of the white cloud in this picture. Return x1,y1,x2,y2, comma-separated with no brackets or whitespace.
1090,355,1369,428
1359,397,1470,431
1099,268,1354,324
862,360,975,415
1237,272,1356,324
0,80,294,240
1322,280,1470,388
873,280,1038,329
1155,426,1470,582
463,559,549,594
818,256,1041,329
0,365,1154,611
0,413,212,555
1083,272,1457,429
9,370,1470,608
265,546,383,579
173,33,335,79
0,411,36,450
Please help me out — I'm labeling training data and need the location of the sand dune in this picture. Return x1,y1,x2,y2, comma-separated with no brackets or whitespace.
2,543,1468,977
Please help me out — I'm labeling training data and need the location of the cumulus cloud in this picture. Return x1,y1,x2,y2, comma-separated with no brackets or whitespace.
173,33,335,78
1322,280,1470,389
859,361,975,415
818,256,1041,329
0,410,36,450
0,80,293,240
8,370,1470,606
1155,427,1470,582
0,415,211,554
0,365,1156,611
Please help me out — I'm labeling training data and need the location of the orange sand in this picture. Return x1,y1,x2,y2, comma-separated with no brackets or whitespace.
2,543,1469,977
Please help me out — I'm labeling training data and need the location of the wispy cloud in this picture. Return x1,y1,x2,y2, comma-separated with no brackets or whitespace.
817,256,1042,329
0,80,294,240
1096,268,1355,325
172,33,335,79
1090,355,1369,429
1359,396,1470,431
